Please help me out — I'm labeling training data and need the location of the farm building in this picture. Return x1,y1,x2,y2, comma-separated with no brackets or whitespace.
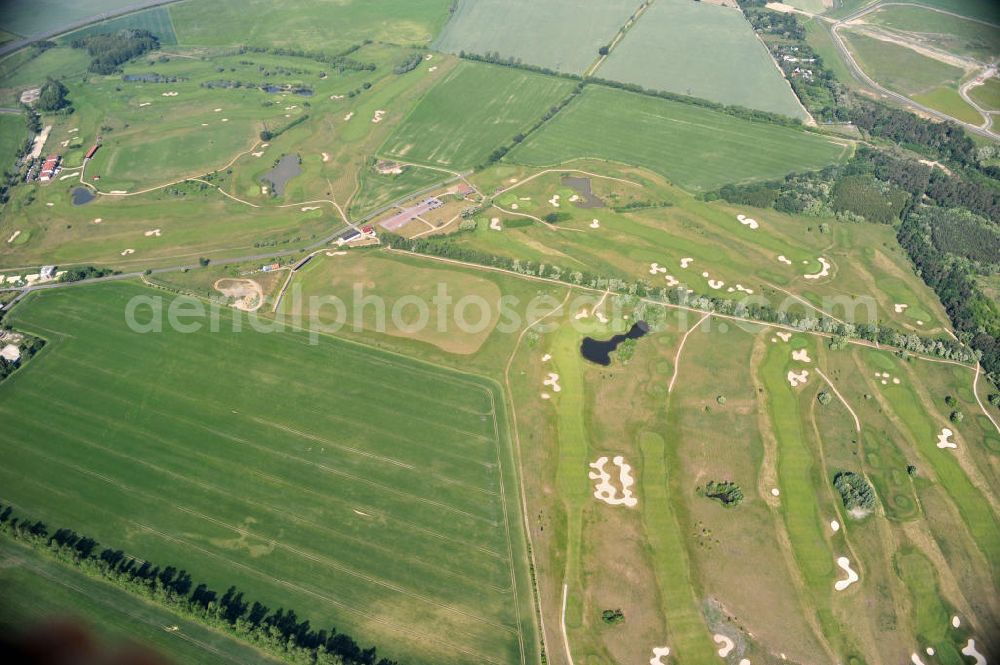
38,155,61,182
0,344,20,363
336,229,362,246
375,160,404,175
361,225,376,237
260,263,281,273
85,144,100,160
453,183,475,197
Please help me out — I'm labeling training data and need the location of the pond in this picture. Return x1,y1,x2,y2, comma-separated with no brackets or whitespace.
261,154,301,196
561,176,605,208
71,187,95,205
262,85,314,96
580,321,649,366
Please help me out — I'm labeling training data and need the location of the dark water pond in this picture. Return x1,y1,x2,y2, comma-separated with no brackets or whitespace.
580,321,649,366
561,176,605,208
71,187,95,205
262,85,314,96
261,154,301,196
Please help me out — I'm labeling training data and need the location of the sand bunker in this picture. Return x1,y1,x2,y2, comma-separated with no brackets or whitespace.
343,112,354,121
649,647,671,665
540,392,550,400
708,279,724,289
778,255,793,265
252,151,264,157
595,312,608,324
664,275,679,287
542,354,551,362
936,428,957,449
714,634,735,657
214,278,264,312
590,219,600,228
926,648,935,656
787,369,809,387
834,556,859,591
733,284,753,294
739,661,751,665
508,178,518,184
325,251,346,257
261,143,269,148
771,488,780,496
961,639,985,665
649,262,668,275
120,248,135,256
161,91,178,96
371,109,386,123
221,118,229,122
322,152,331,162
568,194,579,202
831,520,840,532
143,229,161,237
138,102,150,107
911,655,926,665
490,218,502,231
92,218,102,224
301,206,320,212
916,320,924,326
792,349,811,362
214,108,222,112
7,230,20,243
589,456,638,507
574,309,589,320
680,257,693,269
736,214,759,230
510,203,518,209
543,372,561,392
894,303,909,313
428,66,437,72
776,332,791,342
952,615,961,628
201,123,209,126
548,194,560,207
45,202,54,207
804,257,831,280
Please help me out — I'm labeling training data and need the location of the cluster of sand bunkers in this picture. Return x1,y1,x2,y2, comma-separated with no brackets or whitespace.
588,455,637,507
874,370,901,386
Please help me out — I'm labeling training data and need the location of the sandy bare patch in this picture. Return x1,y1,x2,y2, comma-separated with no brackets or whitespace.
201,123,209,126
649,262,667,275
490,217,502,231
894,303,908,313
590,219,600,229
214,108,222,112
541,353,551,362
708,279,724,289
776,332,791,342
301,206,320,212
834,556,858,591
221,118,229,122
540,392,551,400
214,278,264,312
91,218,102,224
548,194,560,207
831,520,840,532
568,194,579,203
574,308,589,320
45,202,54,207
961,639,985,665
428,65,437,72
714,634,735,657
792,349,811,362
680,257,693,269
59,173,76,180
343,111,354,121
736,213,759,230
143,228,161,237
911,655,926,665
371,109,386,123
161,91,178,97
322,152,331,162
252,151,264,157
803,257,831,279
138,102,151,107
771,487,780,496
787,369,810,387
589,455,638,507
509,203,518,210
543,372,561,392
926,647,935,656
664,274,679,287
936,428,957,449
595,311,608,323
6,231,20,243
120,248,135,256
649,646,671,664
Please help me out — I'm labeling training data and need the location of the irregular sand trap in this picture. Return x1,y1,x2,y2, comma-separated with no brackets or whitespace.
92,218,102,224
771,488,780,496
834,556,859,591
574,309,589,320
143,229,161,237
261,186,268,195
595,312,608,324
325,251,347,257
510,203,518,209
778,254,793,265
936,428,957,449
161,91,178,96
548,196,560,207
490,217,502,231
428,65,437,72
251,151,264,157
737,214,759,230
261,143,269,148
590,219,600,228
120,248,135,256
322,152,330,162
714,634,735,657
831,520,840,532
330,94,344,100
371,109,386,123
540,392,551,400
542,354,552,362
343,112,354,121
680,257,694,269
792,349,811,362
893,378,900,384
649,262,667,275
911,655,926,665
519,196,530,200
664,275,679,287
68,128,78,133
569,194,579,202
589,455,638,507
543,372,561,392
771,337,777,343
7,231,21,243
803,257,831,280
708,279,724,289
776,332,791,342
649,646,671,665
787,369,809,387
894,303,909,313
138,102,150,107
301,206,320,212
425,54,433,60
284,105,297,110
952,615,961,628
961,639,985,665
735,284,753,294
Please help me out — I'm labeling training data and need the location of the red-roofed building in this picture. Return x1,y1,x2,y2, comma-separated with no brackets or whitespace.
361,225,375,236
85,144,100,160
39,155,61,182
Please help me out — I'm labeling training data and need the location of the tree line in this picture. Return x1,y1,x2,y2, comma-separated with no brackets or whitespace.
238,44,375,73
0,331,44,384
71,29,161,75
0,503,398,665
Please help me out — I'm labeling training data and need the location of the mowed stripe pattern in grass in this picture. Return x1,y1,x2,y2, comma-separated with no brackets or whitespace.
382,60,575,169
507,86,848,191
0,282,533,665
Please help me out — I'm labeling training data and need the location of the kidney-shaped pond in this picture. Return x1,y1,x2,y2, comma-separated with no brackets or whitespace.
580,321,649,366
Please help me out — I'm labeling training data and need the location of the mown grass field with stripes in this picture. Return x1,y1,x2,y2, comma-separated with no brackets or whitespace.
0,281,538,665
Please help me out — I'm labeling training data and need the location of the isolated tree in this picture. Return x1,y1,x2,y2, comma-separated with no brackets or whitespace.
598,45,610,56
817,391,833,405
950,410,964,424
36,77,70,112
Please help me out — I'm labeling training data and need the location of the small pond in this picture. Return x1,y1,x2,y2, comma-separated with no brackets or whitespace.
262,85,314,96
580,321,649,366
71,187,95,205
261,154,302,196
561,176,605,208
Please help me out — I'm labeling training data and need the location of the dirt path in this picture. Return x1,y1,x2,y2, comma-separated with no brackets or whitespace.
494,167,643,198
814,367,861,432
667,311,711,394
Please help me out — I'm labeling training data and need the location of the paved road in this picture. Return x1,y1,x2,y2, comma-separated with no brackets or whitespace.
0,0,183,58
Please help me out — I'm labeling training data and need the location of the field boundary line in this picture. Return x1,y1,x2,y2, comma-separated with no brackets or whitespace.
814,367,861,433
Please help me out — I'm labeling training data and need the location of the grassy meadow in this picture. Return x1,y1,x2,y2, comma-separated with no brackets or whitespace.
506,86,849,191
864,4,1000,61
0,0,145,37
381,60,576,169
598,0,807,119
0,281,539,665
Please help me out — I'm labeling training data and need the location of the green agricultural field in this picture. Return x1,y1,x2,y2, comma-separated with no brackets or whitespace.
59,6,178,46
0,113,29,173
864,4,1000,61
0,0,145,37
913,86,984,124
598,0,807,119
841,30,967,96
433,0,638,75
969,78,1000,111
506,85,849,191
381,61,576,169
0,281,539,665
0,538,282,665
170,0,452,51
